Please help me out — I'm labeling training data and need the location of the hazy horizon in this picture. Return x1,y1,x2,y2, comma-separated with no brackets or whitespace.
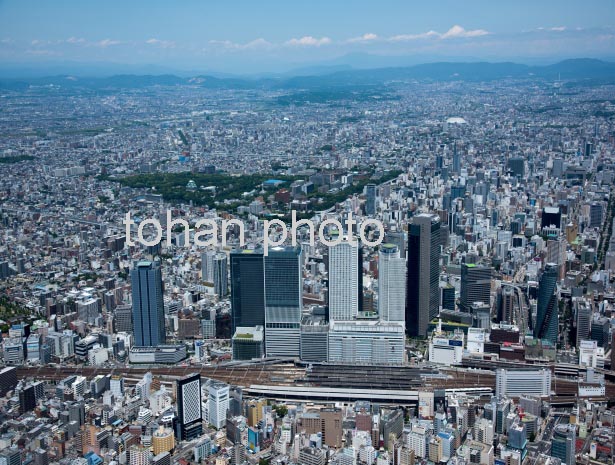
1,0,614,75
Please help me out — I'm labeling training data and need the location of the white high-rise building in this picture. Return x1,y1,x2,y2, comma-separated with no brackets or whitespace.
407,426,427,459
201,251,216,283
110,375,124,399
129,445,152,465
208,382,229,429
473,418,494,445
329,240,359,321
378,244,406,322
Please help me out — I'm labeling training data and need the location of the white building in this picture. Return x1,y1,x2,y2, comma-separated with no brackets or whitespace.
466,328,486,355
578,340,599,368
329,240,359,321
428,326,464,366
72,376,87,398
208,382,229,429
495,368,551,398
110,375,124,399
88,347,109,366
473,418,494,445
378,244,406,322
407,426,427,459
328,320,405,365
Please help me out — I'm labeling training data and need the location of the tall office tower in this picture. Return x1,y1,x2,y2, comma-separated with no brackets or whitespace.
441,284,456,311
329,239,359,321
551,424,576,465
230,250,265,335
507,157,525,178
541,207,561,229
175,373,202,440
534,263,559,345
406,214,442,337
378,244,406,322
201,250,215,283
365,184,377,216
497,285,516,324
574,298,592,347
460,263,492,312
264,246,302,357
384,228,406,259
452,142,460,174
585,141,593,158
208,381,230,430
357,243,364,314
131,261,165,347
212,253,228,297
589,203,604,228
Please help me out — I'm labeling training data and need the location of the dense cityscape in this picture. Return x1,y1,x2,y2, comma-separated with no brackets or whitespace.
1,3,615,465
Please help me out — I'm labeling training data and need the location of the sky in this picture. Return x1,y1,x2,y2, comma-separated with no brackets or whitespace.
1,0,614,75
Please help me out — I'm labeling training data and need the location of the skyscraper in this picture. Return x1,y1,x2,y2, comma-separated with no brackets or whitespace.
230,250,265,335
264,246,302,357
175,373,202,440
329,239,359,321
406,214,441,337
378,244,406,322
131,260,165,347
452,141,460,174
365,184,377,216
497,285,516,324
208,381,230,430
551,424,576,465
534,263,559,345
212,253,228,297
201,250,215,283
574,298,592,347
460,263,492,312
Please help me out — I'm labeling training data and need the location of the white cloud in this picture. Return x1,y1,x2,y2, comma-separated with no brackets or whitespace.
96,39,121,48
389,30,439,41
66,37,86,44
241,38,272,49
146,38,176,48
347,33,379,43
441,25,489,39
549,26,567,32
208,38,272,51
388,25,489,42
285,36,332,47
25,49,62,56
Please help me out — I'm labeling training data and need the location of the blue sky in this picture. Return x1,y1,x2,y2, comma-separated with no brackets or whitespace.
1,0,614,74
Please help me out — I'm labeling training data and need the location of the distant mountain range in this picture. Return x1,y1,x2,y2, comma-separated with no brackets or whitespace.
1,58,614,91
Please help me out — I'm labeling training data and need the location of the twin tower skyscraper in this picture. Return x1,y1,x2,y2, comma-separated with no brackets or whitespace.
229,213,440,361
230,246,303,357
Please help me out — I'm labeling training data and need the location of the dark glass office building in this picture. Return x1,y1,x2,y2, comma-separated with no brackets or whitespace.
460,263,492,312
230,250,265,334
406,214,442,337
365,183,377,216
131,260,165,347
534,263,559,345
264,246,302,357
